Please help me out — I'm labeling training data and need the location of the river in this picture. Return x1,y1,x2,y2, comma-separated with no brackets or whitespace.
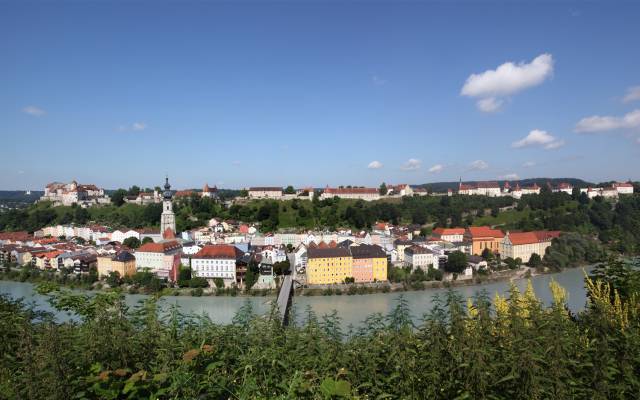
0,266,593,328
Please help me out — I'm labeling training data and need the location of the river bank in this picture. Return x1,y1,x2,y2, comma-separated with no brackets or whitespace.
0,265,595,328
0,263,552,298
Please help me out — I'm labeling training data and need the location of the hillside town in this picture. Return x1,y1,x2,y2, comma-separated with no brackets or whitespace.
0,177,592,292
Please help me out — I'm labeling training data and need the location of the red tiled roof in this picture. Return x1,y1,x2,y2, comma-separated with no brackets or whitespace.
249,187,282,192
194,245,238,259
467,226,505,239
508,231,560,245
137,240,181,253
613,182,633,188
163,228,176,240
0,231,32,241
175,190,195,197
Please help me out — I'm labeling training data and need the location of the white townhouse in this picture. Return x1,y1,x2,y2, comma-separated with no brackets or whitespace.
135,240,182,279
404,246,435,270
191,245,239,285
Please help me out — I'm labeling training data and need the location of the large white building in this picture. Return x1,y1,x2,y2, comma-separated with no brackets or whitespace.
135,240,182,279
458,181,501,197
191,245,239,284
500,231,560,262
40,181,110,207
612,182,634,195
248,187,283,199
320,187,380,201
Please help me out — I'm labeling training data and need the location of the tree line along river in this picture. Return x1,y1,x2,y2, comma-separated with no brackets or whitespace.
0,266,593,328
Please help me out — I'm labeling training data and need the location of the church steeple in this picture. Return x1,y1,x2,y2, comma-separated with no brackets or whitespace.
163,175,173,200
160,175,176,235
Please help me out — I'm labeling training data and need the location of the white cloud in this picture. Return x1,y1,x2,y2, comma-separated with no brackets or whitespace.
476,97,504,112
623,86,640,103
428,164,444,173
22,105,45,117
401,158,422,171
461,53,554,112
367,160,383,169
522,161,536,168
132,122,147,131
469,160,489,171
372,75,387,86
512,129,565,149
575,109,640,133
500,173,520,180
118,122,148,132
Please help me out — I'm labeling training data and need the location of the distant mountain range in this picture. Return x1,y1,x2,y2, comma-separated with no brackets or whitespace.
415,178,594,193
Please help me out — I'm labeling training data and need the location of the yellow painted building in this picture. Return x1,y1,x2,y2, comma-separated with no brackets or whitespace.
97,251,137,278
306,247,353,284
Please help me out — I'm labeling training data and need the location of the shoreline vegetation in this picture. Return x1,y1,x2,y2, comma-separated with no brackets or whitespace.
0,262,584,299
1,258,639,398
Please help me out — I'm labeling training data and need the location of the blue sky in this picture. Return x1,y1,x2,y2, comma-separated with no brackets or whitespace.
1,1,639,190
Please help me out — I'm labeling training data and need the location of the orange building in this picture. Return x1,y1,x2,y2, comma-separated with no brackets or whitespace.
465,226,505,255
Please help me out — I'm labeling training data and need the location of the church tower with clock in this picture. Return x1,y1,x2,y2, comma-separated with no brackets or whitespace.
160,176,176,235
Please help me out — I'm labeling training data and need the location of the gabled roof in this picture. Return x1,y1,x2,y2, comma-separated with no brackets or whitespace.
507,231,560,245
433,227,465,236
466,226,505,239
137,240,181,253
194,244,239,259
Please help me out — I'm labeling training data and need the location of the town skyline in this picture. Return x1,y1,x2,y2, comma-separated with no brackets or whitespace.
2,2,640,189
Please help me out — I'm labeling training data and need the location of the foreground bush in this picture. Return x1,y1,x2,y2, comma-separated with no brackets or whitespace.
0,261,639,399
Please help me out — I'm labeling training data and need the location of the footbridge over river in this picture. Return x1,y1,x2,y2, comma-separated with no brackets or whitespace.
276,275,295,326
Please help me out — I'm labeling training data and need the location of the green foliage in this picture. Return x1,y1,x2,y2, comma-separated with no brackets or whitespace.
528,252,542,267
212,278,224,289
2,261,640,399
379,182,387,196
122,236,141,249
543,232,606,270
445,251,467,273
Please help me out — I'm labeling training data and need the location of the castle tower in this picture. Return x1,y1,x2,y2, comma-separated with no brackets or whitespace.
160,176,176,235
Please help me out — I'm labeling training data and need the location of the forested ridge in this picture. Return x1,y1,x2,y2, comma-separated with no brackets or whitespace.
0,258,639,399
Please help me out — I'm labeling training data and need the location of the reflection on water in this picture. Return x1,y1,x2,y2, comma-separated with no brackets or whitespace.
0,266,593,328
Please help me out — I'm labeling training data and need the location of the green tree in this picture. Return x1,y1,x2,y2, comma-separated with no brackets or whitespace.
122,237,141,249
445,251,467,273
110,189,128,207
379,182,388,196
284,186,295,194
481,247,493,261
528,253,542,268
